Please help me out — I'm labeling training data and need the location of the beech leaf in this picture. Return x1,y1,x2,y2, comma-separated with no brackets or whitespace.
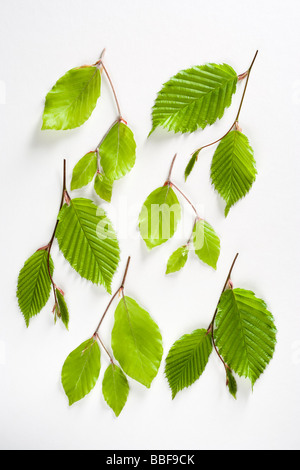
102,364,129,417
192,219,220,269
166,246,189,274
71,152,97,190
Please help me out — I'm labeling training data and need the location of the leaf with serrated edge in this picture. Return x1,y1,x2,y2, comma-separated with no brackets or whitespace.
71,152,97,190
215,289,277,386
150,63,237,135
211,130,257,216
192,219,220,269
112,296,163,388
42,67,101,130
139,186,181,249
17,250,53,327
55,198,120,293
226,368,237,399
94,172,113,202
99,122,136,181
102,364,129,417
166,246,189,274
56,289,69,330
62,338,100,405
165,329,212,399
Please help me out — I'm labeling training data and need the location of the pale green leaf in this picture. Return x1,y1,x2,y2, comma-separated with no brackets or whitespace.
165,329,212,399
192,219,220,269
17,249,53,327
184,150,199,181
42,66,101,130
214,289,277,386
210,130,257,216
99,122,136,181
139,186,181,249
166,246,189,274
55,289,69,330
55,198,120,293
62,338,100,405
150,63,237,135
71,152,97,190
94,172,113,202
226,368,237,399
102,364,129,417
111,296,163,388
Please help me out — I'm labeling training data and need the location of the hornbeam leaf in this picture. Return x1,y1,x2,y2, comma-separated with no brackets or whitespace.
111,296,163,388
184,150,199,181
102,364,129,417
214,289,277,386
192,219,220,269
139,186,181,249
17,249,53,327
71,152,97,190
166,246,189,274
61,338,100,405
165,329,212,399
55,198,120,293
42,66,101,130
210,130,257,216
226,368,237,399
99,122,136,181
94,172,113,202
55,289,69,330
150,63,238,135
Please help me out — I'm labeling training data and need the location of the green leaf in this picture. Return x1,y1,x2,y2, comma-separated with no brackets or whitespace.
226,368,237,399
192,219,220,269
139,186,181,249
102,364,129,417
94,172,113,203
42,66,101,130
62,338,100,405
55,198,120,293
166,246,189,274
210,130,257,216
55,289,69,330
17,249,53,327
214,289,277,386
71,152,97,190
111,296,163,388
150,63,237,135
184,150,199,181
99,122,136,181
165,329,212,399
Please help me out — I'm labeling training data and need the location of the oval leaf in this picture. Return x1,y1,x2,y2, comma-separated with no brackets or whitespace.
150,63,237,135
55,198,120,293
94,172,113,203
166,246,189,274
71,152,97,190
184,150,199,181
192,219,220,269
102,364,129,417
210,130,257,217
226,368,237,399
165,329,212,399
139,186,181,249
214,288,277,386
111,296,163,388
62,338,101,405
55,288,69,330
42,66,101,130
17,249,53,327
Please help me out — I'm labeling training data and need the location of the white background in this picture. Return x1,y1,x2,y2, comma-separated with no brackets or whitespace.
0,0,299,451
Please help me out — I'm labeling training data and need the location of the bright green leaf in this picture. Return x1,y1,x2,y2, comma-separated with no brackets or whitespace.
210,130,257,216
139,185,181,249
226,368,237,399
71,152,97,190
166,246,189,274
184,150,199,181
214,289,277,386
55,198,120,293
111,296,163,388
192,219,220,269
150,63,237,135
99,122,136,181
42,66,101,130
102,364,129,417
165,329,212,399
62,338,100,405
94,172,113,202
55,289,69,330
17,249,53,327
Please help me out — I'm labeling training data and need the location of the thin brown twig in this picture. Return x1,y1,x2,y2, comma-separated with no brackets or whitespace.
94,332,114,364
